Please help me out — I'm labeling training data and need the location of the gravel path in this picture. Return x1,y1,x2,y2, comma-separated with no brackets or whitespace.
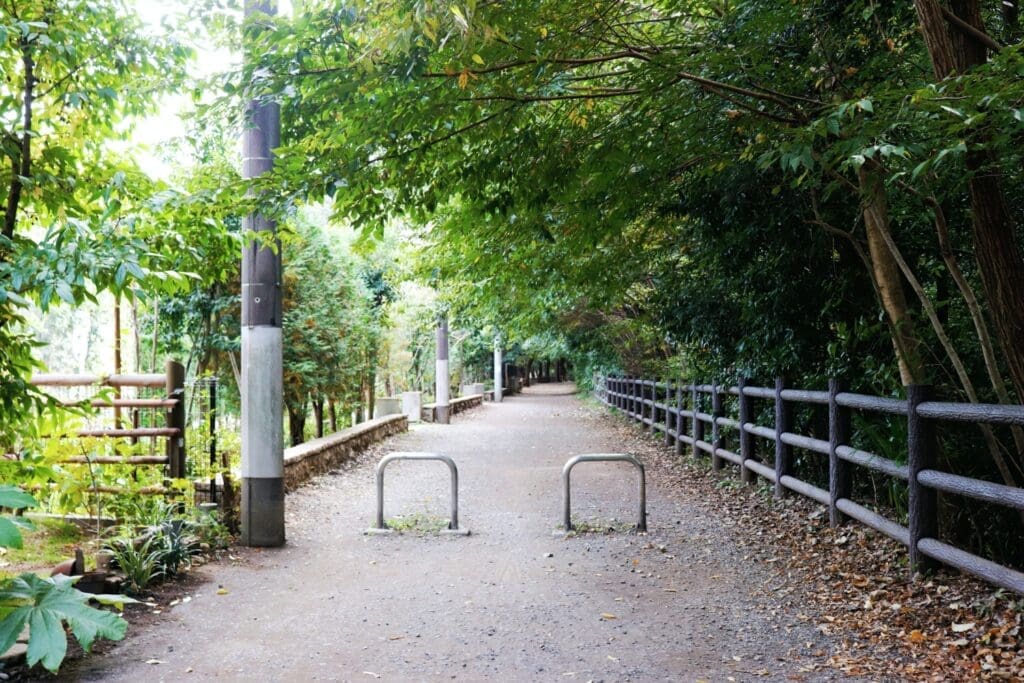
68,384,846,682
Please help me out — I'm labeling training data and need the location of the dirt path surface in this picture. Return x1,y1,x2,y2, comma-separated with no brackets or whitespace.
68,384,846,682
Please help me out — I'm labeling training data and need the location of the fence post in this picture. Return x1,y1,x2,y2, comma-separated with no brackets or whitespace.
629,377,636,419
711,384,723,471
828,378,850,527
907,384,938,576
648,380,657,434
674,379,684,457
773,377,791,499
166,360,186,480
691,385,703,461
664,379,673,447
738,378,756,484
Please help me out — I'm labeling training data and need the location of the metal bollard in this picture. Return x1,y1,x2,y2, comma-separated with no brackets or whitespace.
367,451,469,535
560,453,647,533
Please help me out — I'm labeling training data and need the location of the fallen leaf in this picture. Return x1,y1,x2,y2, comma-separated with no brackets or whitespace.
908,629,925,644
216,588,229,595
951,622,975,633
600,613,617,620
146,659,166,665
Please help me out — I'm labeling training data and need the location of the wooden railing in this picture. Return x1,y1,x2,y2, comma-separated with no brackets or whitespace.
597,375,1024,595
30,361,186,488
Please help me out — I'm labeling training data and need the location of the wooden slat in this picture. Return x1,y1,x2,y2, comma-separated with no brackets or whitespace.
779,475,830,505
106,373,166,388
76,427,180,438
32,373,166,388
835,498,910,546
743,458,777,483
59,398,178,409
59,456,169,465
918,537,1024,595
31,374,99,387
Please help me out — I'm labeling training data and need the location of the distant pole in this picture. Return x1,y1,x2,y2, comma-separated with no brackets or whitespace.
435,315,450,424
240,0,284,547
493,336,503,403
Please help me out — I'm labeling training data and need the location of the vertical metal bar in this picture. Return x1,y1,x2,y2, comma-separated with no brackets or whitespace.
448,459,459,530
711,384,723,471
562,463,573,531
774,377,791,499
375,463,386,529
908,384,937,575
739,378,756,484
828,378,850,526
210,378,218,505
692,385,703,460
674,379,684,456
636,464,647,532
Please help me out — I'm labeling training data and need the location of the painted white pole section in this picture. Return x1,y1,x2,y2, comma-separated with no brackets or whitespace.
435,316,450,424
241,327,284,480
493,339,503,403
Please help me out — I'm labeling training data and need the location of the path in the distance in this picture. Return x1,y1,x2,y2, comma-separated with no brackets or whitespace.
72,383,837,682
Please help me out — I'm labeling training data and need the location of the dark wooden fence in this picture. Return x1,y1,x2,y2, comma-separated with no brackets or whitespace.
597,375,1024,595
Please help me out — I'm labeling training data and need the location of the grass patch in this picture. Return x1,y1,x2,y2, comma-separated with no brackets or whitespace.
0,518,85,577
385,512,450,534
564,517,639,535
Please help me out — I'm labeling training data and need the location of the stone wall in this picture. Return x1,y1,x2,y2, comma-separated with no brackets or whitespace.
283,414,408,491
421,394,484,422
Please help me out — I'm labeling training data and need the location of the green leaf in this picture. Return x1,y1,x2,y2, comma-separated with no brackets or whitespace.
0,486,37,510
0,574,128,673
0,518,25,549
857,99,873,113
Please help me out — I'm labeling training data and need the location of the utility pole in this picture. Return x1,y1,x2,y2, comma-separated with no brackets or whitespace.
435,315,450,424
493,336,503,403
240,0,284,547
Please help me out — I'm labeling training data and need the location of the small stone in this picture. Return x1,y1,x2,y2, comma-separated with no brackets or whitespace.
543,553,553,558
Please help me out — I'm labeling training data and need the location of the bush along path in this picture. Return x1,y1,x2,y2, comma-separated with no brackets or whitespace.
48,384,1015,681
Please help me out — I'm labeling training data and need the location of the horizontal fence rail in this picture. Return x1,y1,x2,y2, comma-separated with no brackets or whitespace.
596,375,1024,595
30,361,187,481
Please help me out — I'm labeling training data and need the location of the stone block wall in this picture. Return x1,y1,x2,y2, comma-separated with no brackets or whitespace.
283,414,408,491
420,394,484,422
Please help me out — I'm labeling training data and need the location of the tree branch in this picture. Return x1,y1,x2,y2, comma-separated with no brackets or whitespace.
941,6,1004,52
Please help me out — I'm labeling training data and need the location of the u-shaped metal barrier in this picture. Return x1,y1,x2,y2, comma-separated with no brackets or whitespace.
368,451,469,535
561,453,647,532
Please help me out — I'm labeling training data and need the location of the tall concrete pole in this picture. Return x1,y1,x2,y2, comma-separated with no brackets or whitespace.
240,0,284,547
493,336,503,403
435,315,450,424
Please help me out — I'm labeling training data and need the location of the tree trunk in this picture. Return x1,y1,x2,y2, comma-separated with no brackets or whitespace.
313,398,324,439
329,400,337,432
3,42,34,241
859,166,924,385
914,0,1024,401
288,405,306,447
